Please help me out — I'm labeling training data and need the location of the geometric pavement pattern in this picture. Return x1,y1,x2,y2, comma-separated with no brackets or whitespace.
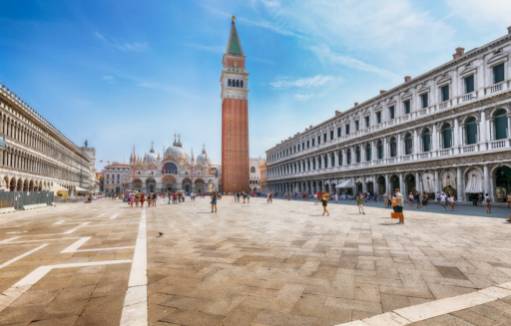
0,198,510,325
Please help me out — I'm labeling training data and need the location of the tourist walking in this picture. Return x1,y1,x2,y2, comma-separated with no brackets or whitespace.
210,191,218,213
267,192,273,203
391,189,404,224
485,193,492,214
140,192,145,207
135,192,140,207
321,192,330,216
448,194,456,210
356,193,365,215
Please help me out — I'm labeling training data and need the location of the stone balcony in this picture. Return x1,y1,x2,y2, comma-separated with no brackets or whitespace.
267,139,511,181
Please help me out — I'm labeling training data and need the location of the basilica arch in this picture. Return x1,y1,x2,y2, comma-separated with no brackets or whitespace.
145,177,156,193
194,178,205,194
162,175,177,192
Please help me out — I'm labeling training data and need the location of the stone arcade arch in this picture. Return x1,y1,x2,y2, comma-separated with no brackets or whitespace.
494,165,511,202
145,178,156,193
377,176,386,195
405,174,416,194
132,178,143,191
390,175,400,192
194,178,205,194
182,178,192,194
162,175,176,192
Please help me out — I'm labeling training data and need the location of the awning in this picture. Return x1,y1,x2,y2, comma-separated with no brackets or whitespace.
465,169,483,193
422,173,435,193
336,179,354,188
442,171,456,189
75,186,88,193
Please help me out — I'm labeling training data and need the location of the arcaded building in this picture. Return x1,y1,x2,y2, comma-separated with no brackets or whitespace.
0,84,94,193
221,16,250,193
266,27,511,203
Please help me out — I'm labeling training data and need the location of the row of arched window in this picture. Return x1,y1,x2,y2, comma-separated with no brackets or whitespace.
227,79,244,88
0,103,89,184
268,110,509,177
0,146,77,182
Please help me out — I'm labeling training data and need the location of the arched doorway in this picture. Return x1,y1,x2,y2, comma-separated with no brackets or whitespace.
145,178,156,193
366,181,374,194
16,179,23,192
182,178,192,194
405,174,416,194
390,175,400,192
355,182,363,194
377,176,386,195
9,177,15,192
161,175,176,192
29,180,34,192
194,179,205,194
325,183,330,193
442,171,457,197
494,166,511,202
132,179,143,191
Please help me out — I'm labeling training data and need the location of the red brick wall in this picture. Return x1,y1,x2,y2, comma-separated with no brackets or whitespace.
221,98,249,192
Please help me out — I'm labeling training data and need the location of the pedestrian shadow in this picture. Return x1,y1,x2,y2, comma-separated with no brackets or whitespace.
379,222,400,226
309,214,325,217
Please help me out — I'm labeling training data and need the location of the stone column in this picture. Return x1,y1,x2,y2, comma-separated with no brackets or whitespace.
453,118,460,150
383,138,388,159
456,167,464,202
399,173,405,194
397,134,402,159
371,141,377,163
334,151,339,167
434,170,440,193
432,124,438,153
385,174,390,195
415,172,421,193
413,129,419,155
480,110,487,150
483,164,490,197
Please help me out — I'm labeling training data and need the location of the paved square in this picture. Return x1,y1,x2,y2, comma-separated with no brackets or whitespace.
0,198,510,325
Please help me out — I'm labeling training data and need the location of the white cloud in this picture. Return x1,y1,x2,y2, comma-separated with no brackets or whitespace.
310,45,399,81
446,0,511,26
94,31,148,53
270,74,339,89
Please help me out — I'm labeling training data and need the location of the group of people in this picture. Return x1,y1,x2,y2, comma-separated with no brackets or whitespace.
316,189,404,223
126,192,158,208
167,192,186,204
234,192,251,204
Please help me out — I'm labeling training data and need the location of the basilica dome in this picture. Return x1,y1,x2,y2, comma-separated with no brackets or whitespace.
163,135,188,162
196,147,209,166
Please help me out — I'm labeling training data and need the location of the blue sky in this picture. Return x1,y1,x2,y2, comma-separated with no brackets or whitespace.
1,0,510,168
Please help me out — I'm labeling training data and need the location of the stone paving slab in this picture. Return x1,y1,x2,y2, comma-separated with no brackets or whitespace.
0,197,510,325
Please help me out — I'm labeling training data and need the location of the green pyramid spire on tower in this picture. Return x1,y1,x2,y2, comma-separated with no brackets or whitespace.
226,16,243,56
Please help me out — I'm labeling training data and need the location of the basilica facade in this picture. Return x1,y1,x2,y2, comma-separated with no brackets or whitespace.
128,136,219,194
266,27,511,203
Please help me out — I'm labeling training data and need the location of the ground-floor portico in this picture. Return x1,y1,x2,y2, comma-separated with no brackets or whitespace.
268,154,511,203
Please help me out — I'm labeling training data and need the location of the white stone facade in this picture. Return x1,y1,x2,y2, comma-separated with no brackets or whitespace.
0,84,94,194
266,28,511,203
103,163,130,196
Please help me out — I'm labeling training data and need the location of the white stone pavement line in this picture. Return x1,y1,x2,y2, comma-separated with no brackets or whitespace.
0,243,48,269
0,259,131,313
61,236,134,253
110,213,120,220
62,222,90,234
335,282,511,326
0,236,20,244
120,208,148,326
53,219,65,225
1,237,79,245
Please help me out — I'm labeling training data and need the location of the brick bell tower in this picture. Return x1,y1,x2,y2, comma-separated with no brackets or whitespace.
221,16,249,193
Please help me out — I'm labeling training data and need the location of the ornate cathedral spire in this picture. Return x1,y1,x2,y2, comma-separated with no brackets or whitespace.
130,145,137,164
149,141,155,153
